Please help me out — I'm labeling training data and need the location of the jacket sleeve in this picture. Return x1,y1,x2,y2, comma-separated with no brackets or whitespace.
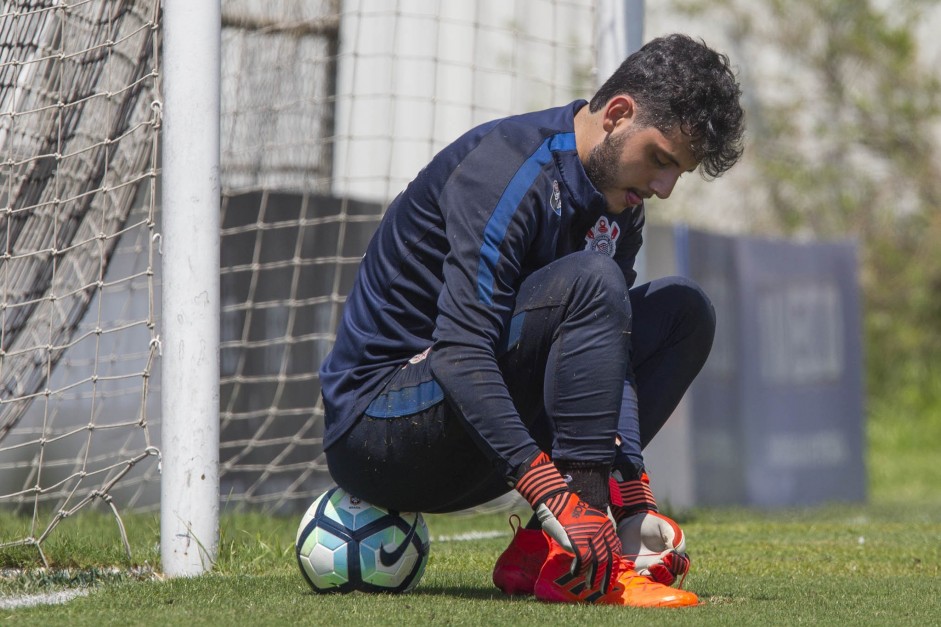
427,131,546,480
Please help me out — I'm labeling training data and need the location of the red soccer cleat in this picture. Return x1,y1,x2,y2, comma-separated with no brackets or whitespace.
492,515,551,596
533,543,700,608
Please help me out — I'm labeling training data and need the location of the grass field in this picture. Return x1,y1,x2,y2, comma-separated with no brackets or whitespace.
2,398,940,625
2,501,940,625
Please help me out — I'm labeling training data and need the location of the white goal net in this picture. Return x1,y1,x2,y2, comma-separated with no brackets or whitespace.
0,0,161,565
1,0,620,565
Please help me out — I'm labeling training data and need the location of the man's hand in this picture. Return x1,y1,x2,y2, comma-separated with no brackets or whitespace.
515,452,621,591
611,470,690,587
617,510,690,586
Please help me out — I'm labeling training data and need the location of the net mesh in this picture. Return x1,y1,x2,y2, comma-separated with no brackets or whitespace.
0,0,161,563
217,0,598,513
1,0,602,561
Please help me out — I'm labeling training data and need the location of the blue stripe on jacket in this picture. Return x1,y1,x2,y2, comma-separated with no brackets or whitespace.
476,132,576,305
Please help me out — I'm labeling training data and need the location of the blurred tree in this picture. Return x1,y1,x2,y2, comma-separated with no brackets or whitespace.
673,0,941,404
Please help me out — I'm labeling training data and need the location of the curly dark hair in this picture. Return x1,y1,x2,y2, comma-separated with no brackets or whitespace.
589,34,745,179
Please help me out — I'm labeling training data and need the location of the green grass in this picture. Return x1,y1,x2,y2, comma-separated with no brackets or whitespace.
867,371,941,507
2,504,941,625
2,387,939,625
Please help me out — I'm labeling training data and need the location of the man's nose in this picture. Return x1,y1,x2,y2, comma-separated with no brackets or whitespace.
651,171,681,199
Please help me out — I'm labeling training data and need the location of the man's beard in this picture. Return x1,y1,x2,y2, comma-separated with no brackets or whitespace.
583,128,629,204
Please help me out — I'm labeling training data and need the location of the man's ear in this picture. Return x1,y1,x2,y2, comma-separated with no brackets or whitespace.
602,95,636,133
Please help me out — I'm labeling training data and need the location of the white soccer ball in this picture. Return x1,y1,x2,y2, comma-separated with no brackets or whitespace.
295,487,430,594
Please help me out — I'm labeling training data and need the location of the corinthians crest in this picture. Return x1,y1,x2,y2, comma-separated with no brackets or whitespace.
584,216,620,257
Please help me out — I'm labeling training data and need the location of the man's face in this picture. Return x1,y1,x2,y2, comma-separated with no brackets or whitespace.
584,121,699,215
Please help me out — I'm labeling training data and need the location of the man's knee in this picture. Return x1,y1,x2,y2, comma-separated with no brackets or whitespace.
564,251,630,319
662,275,716,349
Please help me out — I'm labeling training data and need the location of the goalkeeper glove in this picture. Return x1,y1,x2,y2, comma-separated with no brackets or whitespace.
611,469,690,587
514,451,621,592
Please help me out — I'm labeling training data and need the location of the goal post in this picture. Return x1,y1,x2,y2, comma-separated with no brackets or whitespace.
159,0,222,576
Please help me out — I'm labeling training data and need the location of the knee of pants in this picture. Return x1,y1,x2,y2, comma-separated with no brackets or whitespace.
665,275,717,349
563,251,631,325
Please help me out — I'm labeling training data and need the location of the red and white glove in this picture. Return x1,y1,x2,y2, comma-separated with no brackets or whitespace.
514,451,621,592
610,469,691,587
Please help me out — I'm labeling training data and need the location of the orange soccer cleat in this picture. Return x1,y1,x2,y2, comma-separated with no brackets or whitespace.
533,544,700,608
492,515,551,596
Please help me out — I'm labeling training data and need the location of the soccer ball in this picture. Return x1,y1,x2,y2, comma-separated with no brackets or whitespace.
295,486,430,594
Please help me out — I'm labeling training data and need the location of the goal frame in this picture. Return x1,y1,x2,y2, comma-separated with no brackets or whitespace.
159,0,222,577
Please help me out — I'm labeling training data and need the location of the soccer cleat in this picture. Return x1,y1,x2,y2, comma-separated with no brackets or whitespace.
492,515,551,596
533,546,700,608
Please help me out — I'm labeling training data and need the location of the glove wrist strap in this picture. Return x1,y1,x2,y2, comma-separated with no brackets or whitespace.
612,471,658,520
514,451,569,508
